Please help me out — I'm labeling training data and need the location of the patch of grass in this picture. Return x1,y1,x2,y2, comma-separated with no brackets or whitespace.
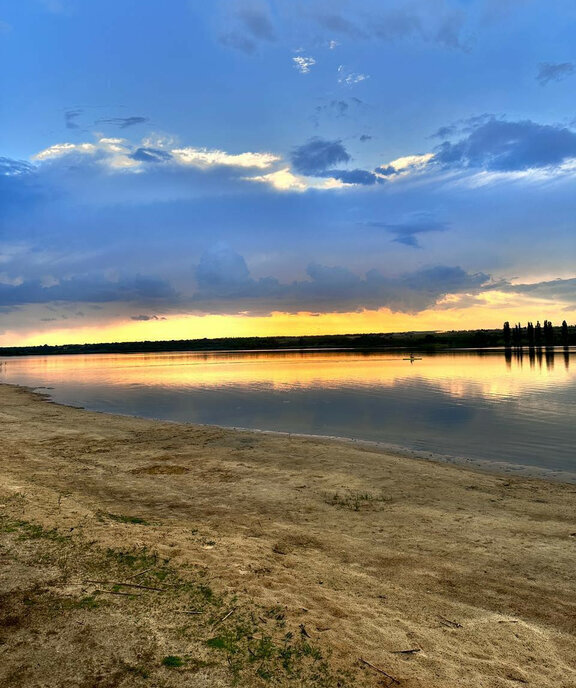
0,514,357,688
7,520,71,542
100,511,151,525
58,595,102,611
105,547,160,569
325,491,390,512
161,655,184,668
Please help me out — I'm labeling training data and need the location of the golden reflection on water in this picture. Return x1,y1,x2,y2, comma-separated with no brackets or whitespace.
4,348,573,401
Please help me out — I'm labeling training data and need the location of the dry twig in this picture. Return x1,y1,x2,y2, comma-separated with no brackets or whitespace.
359,657,400,684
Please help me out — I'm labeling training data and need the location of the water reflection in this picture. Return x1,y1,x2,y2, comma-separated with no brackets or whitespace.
1,348,575,474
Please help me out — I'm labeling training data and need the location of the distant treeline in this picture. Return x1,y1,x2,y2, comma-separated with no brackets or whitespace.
1,325,573,358
503,320,574,348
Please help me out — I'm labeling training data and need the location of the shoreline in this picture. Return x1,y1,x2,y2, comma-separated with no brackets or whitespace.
1,382,575,687
25,380,576,486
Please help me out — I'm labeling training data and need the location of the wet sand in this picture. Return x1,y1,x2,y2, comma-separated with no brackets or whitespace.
1,383,575,687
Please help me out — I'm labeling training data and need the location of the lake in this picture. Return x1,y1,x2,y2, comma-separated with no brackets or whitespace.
1,348,575,480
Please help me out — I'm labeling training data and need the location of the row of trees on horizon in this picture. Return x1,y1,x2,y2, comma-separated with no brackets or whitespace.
503,320,572,348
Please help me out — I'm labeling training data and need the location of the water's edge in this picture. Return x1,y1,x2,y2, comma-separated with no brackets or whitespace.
16,382,576,486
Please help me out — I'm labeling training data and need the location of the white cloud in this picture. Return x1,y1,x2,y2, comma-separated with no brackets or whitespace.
293,56,316,74
31,138,280,172
171,147,279,169
33,142,98,161
337,65,370,85
246,167,345,192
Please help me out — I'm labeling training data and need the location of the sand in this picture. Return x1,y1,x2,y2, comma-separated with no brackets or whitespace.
1,382,575,687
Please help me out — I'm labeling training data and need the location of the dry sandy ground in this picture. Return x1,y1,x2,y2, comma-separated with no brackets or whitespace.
1,382,575,687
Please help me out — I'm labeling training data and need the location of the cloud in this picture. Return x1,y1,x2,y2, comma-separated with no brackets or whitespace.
64,109,82,130
219,32,257,54
366,213,449,247
96,116,150,129
0,273,177,308
536,62,575,86
433,118,576,171
171,146,279,169
0,157,35,177
375,153,434,178
499,277,576,305
291,138,350,175
316,99,349,117
130,314,166,321
293,56,316,74
31,137,279,175
191,246,490,315
237,6,275,42
315,13,366,38
320,168,378,185
337,65,370,85
129,147,173,163
359,134,373,142
313,4,470,51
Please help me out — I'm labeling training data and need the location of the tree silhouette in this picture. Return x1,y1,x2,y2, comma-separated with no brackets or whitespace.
535,321,542,347
526,321,535,348
562,320,569,346
503,321,511,347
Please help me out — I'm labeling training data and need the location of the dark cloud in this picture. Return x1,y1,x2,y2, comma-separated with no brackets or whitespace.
374,164,399,177
434,12,469,51
499,277,576,305
366,214,449,247
0,157,41,216
237,6,275,41
219,31,256,54
320,168,379,185
371,10,421,41
0,157,34,177
291,138,350,175
429,124,457,140
192,247,489,315
130,147,173,163
316,99,348,117
536,62,575,86
359,134,373,142
130,314,166,321
0,274,177,308
314,5,469,51
196,244,252,293
96,116,149,129
433,118,576,171
64,109,82,129
315,13,366,38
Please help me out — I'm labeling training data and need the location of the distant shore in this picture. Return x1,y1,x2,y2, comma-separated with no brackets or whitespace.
1,382,575,687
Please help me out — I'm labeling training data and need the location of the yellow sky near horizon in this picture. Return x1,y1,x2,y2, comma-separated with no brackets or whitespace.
2,289,572,347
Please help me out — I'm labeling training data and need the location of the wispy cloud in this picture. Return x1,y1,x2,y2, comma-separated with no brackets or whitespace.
96,116,149,129
293,56,316,74
536,62,575,86
337,65,370,85
64,109,82,130
366,213,449,248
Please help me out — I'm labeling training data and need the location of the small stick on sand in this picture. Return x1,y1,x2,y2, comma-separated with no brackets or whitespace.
84,580,165,592
359,658,400,684
127,567,154,579
94,589,142,597
211,607,236,630
438,615,462,628
391,648,420,654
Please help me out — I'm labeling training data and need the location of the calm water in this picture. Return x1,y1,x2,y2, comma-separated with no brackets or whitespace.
2,348,575,478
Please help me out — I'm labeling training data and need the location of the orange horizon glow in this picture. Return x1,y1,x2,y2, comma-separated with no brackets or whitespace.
2,289,574,348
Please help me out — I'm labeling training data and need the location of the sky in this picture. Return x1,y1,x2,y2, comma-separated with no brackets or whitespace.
1,0,576,346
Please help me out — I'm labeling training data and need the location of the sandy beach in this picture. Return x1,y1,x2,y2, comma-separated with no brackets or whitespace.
1,382,575,687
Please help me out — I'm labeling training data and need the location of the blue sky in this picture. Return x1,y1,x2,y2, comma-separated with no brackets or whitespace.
1,0,576,344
